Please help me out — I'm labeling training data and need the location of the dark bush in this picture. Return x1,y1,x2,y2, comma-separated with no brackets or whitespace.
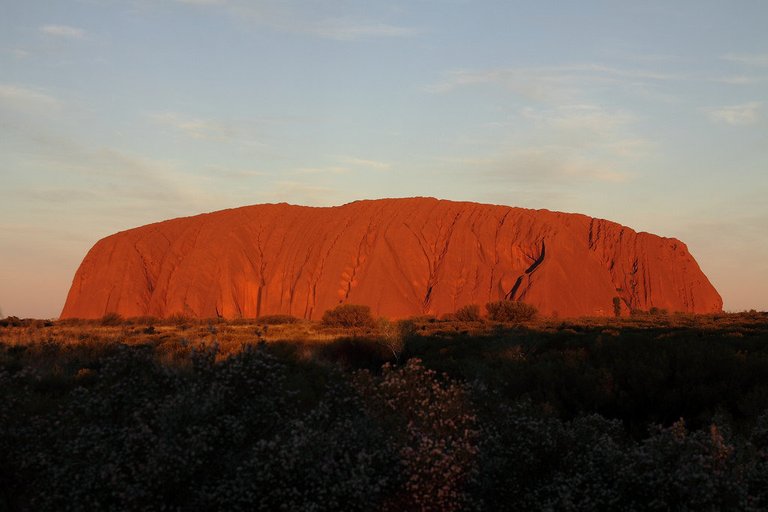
258,314,299,325
316,337,390,369
455,304,482,322
100,312,123,326
485,300,537,323
165,313,194,329
0,316,22,328
321,304,375,328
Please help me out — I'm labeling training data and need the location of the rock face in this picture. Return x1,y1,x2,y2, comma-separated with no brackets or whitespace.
61,198,722,319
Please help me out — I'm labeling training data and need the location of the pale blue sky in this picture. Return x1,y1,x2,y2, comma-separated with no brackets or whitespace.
1,0,766,317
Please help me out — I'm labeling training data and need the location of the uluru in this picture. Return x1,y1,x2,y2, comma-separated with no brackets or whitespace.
60,198,722,320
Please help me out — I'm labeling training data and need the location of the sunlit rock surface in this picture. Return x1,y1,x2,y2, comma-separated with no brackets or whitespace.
61,198,722,319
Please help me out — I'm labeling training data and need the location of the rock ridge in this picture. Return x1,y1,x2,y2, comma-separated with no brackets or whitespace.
61,198,723,319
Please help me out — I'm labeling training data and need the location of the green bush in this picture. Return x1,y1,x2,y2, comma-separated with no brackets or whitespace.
321,304,375,328
485,300,537,323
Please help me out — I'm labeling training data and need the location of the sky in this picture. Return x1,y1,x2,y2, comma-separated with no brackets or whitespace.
1,0,767,318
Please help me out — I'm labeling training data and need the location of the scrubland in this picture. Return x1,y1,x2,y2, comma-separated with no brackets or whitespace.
2,309,768,511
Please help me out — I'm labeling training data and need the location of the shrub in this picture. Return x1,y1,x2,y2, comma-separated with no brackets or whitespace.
485,301,537,323
316,337,390,369
322,304,375,328
455,304,482,322
376,319,403,363
165,313,194,327
258,314,299,325
354,359,479,511
0,316,22,328
100,312,123,326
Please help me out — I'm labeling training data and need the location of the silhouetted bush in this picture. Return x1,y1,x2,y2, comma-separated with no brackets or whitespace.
316,337,390,369
485,300,538,322
322,304,375,328
100,312,123,326
455,304,482,322
123,315,160,325
165,313,194,329
258,314,299,325
0,316,22,328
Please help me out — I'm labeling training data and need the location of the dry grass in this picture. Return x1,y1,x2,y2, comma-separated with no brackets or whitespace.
2,310,766,351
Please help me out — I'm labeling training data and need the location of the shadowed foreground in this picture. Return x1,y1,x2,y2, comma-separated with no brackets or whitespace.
2,312,767,510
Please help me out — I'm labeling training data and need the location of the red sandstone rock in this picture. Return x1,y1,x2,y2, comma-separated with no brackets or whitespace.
60,198,722,319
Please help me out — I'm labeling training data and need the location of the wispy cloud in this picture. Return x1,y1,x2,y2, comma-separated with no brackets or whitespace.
264,181,341,206
1,116,272,234
295,155,392,175
149,111,236,141
0,84,60,109
340,156,391,170
2,48,30,59
451,148,630,185
710,75,767,85
425,68,574,101
704,102,762,125
308,19,419,41
204,166,267,180
296,166,350,175
173,0,418,41
520,104,635,137
175,0,226,4
425,64,681,100
722,53,768,67
3,131,218,219
441,104,646,186
39,24,86,40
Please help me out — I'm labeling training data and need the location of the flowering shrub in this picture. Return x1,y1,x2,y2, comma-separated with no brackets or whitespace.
354,359,480,511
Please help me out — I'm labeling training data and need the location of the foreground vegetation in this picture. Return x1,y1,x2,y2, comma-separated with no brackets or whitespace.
1,310,768,510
